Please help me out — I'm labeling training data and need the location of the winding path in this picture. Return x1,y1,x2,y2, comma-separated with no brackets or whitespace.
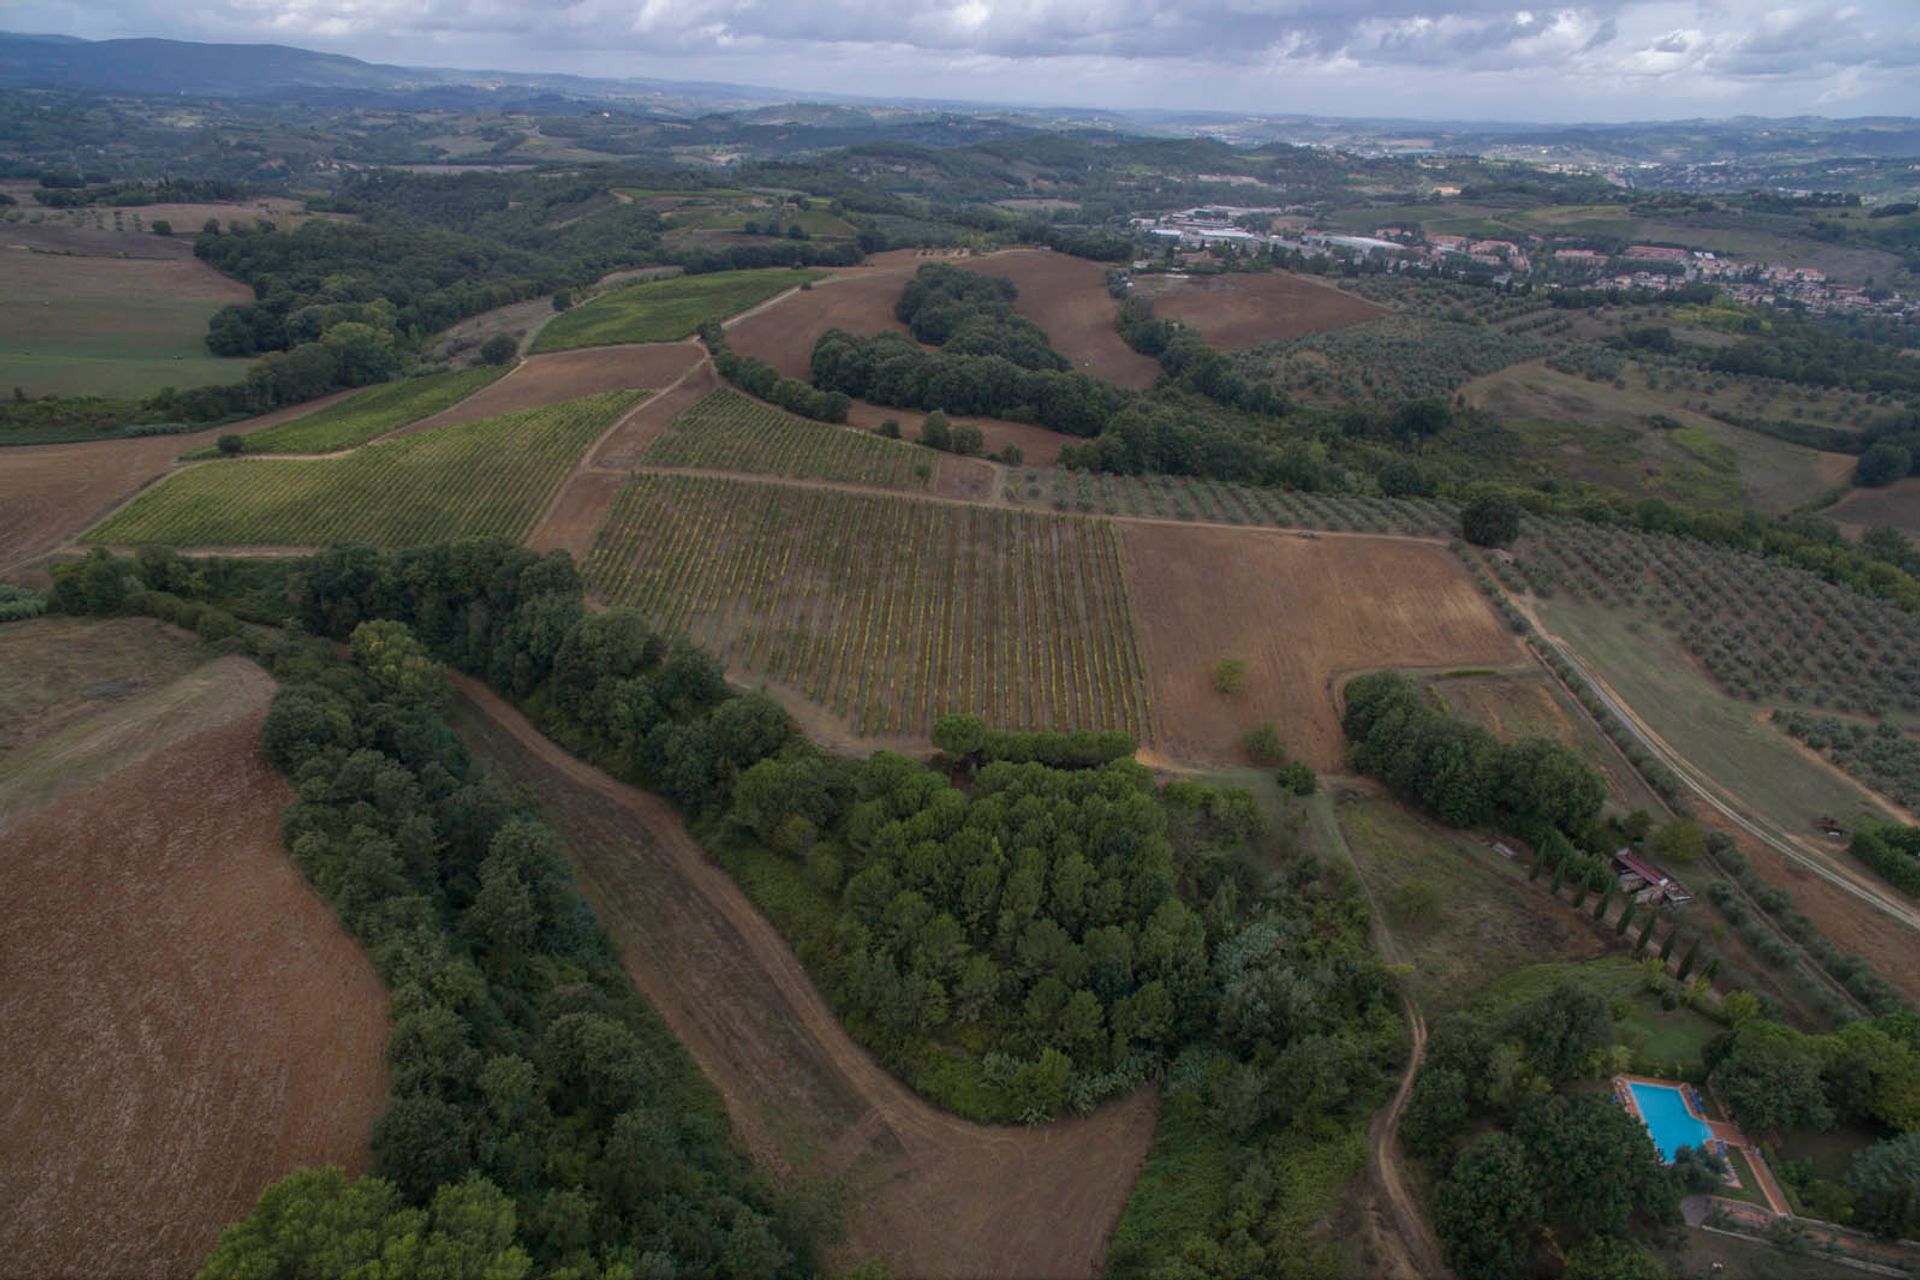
449,675,1157,1280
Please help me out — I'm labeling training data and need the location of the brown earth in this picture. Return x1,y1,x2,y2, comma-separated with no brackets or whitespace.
842,400,1074,467
1824,477,1920,538
527,359,721,557
0,657,388,1280
1120,525,1518,767
0,390,359,576
399,342,706,434
727,259,916,378
450,677,1157,1280
956,250,1161,389
1130,271,1385,350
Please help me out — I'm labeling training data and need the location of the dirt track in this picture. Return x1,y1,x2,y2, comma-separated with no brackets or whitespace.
399,342,704,434
450,676,1157,1279
1120,524,1518,767
0,663,388,1279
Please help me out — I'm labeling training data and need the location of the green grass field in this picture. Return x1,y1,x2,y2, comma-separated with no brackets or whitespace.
1327,793,1609,1006
644,388,925,487
86,390,640,547
1539,599,1897,839
1470,956,1721,1067
182,366,508,458
530,268,828,353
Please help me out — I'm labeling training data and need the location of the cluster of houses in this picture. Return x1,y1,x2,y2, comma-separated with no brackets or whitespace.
1124,206,1916,317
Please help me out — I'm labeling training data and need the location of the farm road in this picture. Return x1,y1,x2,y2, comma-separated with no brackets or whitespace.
1522,605,1920,938
450,676,1157,1280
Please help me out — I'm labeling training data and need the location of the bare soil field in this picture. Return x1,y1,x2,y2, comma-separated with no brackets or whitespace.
1824,477,1920,538
843,399,1072,467
400,343,703,433
0,391,358,576
0,616,202,757
1131,271,1385,350
450,678,1157,1280
1121,525,1518,768
956,250,1161,389
0,643,388,1279
727,259,916,378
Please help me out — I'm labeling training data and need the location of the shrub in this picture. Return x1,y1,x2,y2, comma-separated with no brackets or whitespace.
1242,722,1286,766
1461,493,1522,548
216,434,244,456
477,333,518,366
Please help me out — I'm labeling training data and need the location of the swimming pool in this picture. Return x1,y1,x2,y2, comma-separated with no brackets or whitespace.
1627,1080,1714,1163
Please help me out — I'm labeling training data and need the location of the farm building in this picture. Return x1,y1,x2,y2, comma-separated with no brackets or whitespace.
1613,849,1693,906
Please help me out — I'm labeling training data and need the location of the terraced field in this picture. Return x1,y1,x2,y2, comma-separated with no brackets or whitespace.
646,389,925,488
585,472,1152,738
87,391,641,547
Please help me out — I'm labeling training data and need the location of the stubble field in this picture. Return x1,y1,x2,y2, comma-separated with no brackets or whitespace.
1119,525,1519,767
1131,271,1385,350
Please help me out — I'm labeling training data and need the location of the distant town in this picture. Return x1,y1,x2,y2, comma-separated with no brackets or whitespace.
1130,206,1919,318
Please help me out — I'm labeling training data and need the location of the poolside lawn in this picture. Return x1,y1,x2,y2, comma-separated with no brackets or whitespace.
1721,1146,1774,1210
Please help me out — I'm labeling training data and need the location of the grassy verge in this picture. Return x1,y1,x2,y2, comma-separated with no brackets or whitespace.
1539,599,1896,838
532,268,828,353
182,366,508,457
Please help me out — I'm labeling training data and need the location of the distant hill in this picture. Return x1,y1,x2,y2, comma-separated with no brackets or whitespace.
0,32,797,113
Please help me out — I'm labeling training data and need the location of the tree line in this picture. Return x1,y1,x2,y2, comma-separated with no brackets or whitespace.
68,545,820,1277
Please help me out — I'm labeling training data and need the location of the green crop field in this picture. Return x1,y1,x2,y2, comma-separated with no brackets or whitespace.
87,390,641,547
644,389,924,488
183,366,508,457
530,268,828,353
585,472,1153,738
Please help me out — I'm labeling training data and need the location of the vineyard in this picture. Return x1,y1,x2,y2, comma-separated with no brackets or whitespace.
585,472,1153,738
88,391,642,547
644,389,925,488
531,268,828,353
183,366,508,457
1003,467,1457,536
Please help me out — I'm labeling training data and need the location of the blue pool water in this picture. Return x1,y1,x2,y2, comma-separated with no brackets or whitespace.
1628,1081,1714,1162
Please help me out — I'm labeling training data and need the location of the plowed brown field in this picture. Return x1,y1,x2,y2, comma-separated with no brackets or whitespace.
958,250,1160,388
728,263,914,378
1131,271,1385,350
0,645,388,1279
399,342,704,433
450,677,1156,1280
1121,525,1518,767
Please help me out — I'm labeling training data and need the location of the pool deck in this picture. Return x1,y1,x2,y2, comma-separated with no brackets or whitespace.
1613,1074,1791,1217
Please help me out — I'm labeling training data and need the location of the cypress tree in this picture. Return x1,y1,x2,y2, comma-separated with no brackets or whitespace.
1593,886,1613,921
1677,937,1701,979
1551,865,1566,894
1660,928,1680,962
1616,902,1636,936
1637,912,1658,953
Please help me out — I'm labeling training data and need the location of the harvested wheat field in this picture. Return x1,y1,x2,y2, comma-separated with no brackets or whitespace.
0,391,359,575
958,250,1161,388
1131,271,1385,350
1121,525,1518,768
450,678,1157,1280
0,628,388,1280
397,342,704,433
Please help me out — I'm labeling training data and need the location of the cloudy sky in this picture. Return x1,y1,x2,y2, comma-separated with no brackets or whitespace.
7,0,1919,121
